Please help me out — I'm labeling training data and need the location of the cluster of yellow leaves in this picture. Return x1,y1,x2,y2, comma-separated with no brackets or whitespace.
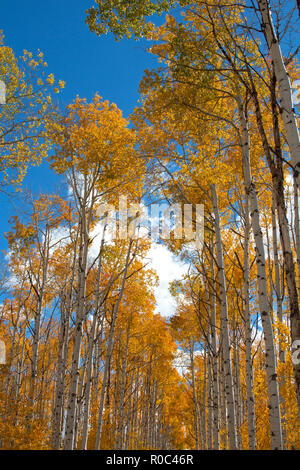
0,35,64,188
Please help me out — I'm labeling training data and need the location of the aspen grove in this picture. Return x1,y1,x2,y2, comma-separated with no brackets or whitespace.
0,0,300,450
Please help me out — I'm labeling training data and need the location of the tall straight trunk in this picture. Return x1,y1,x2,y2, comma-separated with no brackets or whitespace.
243,193,256,450
80,313,99,450
237,96,283,449
257,0,300,184
272,194,285,364
124,372,135,450
211,183,237,450
30,226,50,406
203,270,213,450
149,380,157,449
219,352,227,449
93,316,105,396
64,185,93,450
233,316,242,449
94,308,115,450
265,215,274,315
249,65,300,415
14,324,26,411
52,229,78,449
190,345,200,450
210,253,220,449
293,180,300,292
94,238,134,450
5,279,26,399
201,346,207,449
144,355,152,448
81,224,107,450
270,79,300,418
73,342,89,449
116,323,130,450
132,367,140,449
207,347,213,450
52,295,70,449
2,301,23,440
250,67,300,416
272,194,288,448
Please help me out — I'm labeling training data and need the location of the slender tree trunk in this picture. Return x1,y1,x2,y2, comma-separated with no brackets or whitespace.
64,187,92,450
210,252,220,449
29,226,50,408
293,180,300,292
94,238,134,450
211,183,237,450
190,345,200,450
257,0,300,185
116,323,130,450
233,316,242,449
243,193,256,449
248,66,300,417
219,352,228,449
81,224,107,450
237,96,283,449
52,294,71,449
207,347,213,450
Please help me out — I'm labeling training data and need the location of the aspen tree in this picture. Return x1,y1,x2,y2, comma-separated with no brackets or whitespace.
211,184,237,450
243,193,256,449
257,0,300,186
237,94,283,449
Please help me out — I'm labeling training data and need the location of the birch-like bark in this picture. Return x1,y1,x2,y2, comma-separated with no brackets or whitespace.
219,352,228,449
270,75,300,415
94,238,134,450
52,228,78,449
293,180,300,292
237,96,283,449
265,215,274,315
64,177,94,450
190,344,200,450
81,224,107,450
257,0,300,185
243,193,256,449
271,194,288,448
29,225,50,407
201,346,207,449
207,348,213,450
211,183,237,450
210,253,220,449
5,283,25,399
272,194,285,363
249,65,300,416
52,295,70,449
233,316,242,449
116,322,130,449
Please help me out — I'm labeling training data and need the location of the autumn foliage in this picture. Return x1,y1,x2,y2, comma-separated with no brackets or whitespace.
0,0,300,450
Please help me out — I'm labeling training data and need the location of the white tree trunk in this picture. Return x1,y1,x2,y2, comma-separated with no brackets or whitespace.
257,0,300,185
209,253,220,449
237,96,283,449
211,184,237,450
243,193,256,450
94,238,134,450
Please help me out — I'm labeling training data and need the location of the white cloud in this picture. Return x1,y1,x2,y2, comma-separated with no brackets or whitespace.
174,349,203,376
147,243,189,318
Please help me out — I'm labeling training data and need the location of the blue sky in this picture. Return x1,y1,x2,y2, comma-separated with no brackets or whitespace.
0,1,187,318
0,0,159,253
